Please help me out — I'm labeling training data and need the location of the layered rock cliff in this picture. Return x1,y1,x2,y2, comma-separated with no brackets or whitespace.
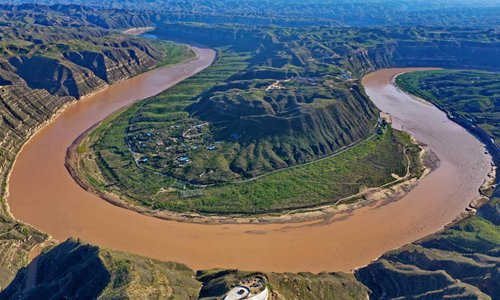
346,39,500,76
7,56,107,98
2,41,164,99
63,41,163,84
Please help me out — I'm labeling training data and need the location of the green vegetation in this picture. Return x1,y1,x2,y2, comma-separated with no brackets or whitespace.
184,78,376,182
84,110,419,214
152,40,197,67
397,70,500,143
78,48,250,200
154,127,416,214
124,78,377,185
422,214,500,253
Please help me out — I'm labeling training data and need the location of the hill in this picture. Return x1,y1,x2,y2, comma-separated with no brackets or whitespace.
3,0,500,28
1,238,368,300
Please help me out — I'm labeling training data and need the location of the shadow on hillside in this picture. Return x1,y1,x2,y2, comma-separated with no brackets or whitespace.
0,239,110,300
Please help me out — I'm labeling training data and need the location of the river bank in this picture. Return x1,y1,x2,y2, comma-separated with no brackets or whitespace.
66,121,431,224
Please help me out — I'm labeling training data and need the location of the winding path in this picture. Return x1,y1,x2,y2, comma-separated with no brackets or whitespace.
7,45,492,272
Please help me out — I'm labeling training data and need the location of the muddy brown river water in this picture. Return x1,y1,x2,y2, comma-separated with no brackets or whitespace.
7,47,492,272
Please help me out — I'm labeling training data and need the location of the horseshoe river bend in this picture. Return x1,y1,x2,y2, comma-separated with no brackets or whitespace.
6,43,492,272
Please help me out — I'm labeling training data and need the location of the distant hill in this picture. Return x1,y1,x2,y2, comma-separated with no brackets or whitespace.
2,0,500,27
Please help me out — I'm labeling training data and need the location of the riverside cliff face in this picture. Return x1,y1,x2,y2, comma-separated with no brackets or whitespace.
63,42,164,85
0,82,72,186
346,39,500,75
0,4,180,289
3,41,164,99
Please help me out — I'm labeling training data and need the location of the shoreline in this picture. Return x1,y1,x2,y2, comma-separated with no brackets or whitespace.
66,125,432,225
0,97,74,284
3,97,75,219
63,68,498,227
392,71,498,201
350,71,498,273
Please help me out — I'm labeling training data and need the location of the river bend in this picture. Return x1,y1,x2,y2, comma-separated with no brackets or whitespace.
7,50,492,272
